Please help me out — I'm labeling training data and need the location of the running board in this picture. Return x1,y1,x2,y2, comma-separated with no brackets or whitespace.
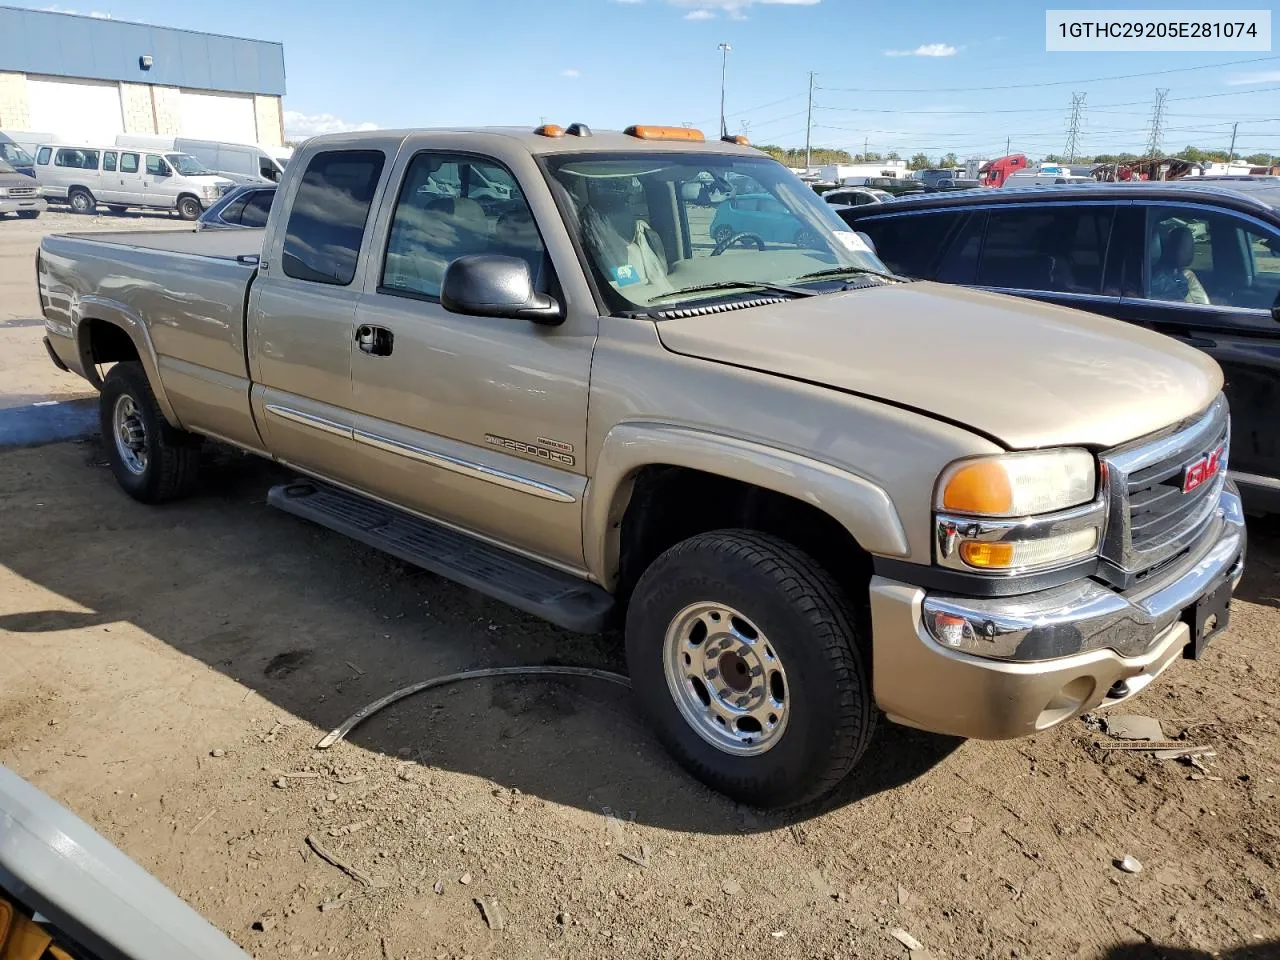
267,481,614,633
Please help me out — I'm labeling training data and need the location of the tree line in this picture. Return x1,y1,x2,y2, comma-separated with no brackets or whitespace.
755,144,1275,169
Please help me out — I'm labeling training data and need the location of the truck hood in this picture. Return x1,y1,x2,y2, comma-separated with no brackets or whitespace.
654,281,1223,450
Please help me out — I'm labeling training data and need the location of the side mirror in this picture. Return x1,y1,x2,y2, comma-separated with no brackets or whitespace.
856,231,877,256
441,254,563,325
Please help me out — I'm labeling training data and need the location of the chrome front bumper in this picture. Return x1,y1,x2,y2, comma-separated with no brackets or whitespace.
870,484,1246,740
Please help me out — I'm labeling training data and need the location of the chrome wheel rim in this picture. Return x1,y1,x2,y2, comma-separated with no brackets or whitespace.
112,394,148,475
72,192,90,212
662,602,789,756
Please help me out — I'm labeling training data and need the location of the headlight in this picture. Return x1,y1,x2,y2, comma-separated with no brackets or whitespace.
34,185,44,196
936,449,1095,517
934,450,1102,575
0,187,9,198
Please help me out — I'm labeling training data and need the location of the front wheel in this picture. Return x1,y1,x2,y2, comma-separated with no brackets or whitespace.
625,530,875,808
68,187,95,214
99,361,202,503
15,210,41,220
177,196,203,221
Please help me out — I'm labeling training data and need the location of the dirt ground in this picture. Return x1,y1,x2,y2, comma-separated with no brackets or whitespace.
1,210,1279,960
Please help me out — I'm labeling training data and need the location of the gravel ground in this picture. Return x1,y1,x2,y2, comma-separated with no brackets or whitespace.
1,211,1278,960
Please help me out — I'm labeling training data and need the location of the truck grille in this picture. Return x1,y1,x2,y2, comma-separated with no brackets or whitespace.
1099,396,1229,585
8,186,37,198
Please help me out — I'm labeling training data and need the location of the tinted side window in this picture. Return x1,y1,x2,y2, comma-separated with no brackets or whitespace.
217,194,251,225
37,147,51,165
145,155,167,176
936,212,985,284
56,149,98,169
283,151,385,286
977,206,1114,294
381,153,543,300
102,151,117,172
241,190,273,228
120,153,139,174
857,212,963,279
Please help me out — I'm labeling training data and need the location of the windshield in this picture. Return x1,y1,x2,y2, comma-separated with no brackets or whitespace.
0,157,16,175
166,152,214,176
1,142,34,167
543,152,890,313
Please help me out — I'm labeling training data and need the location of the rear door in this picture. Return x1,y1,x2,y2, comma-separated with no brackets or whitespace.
1114,202,1280,485
116,152,144,204
98,151,122,203
249,147,388,487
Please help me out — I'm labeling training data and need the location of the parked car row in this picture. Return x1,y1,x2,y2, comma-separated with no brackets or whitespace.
839,179,1280,512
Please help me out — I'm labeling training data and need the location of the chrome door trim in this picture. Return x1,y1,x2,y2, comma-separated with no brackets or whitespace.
353,429,577,504
264,404,353,440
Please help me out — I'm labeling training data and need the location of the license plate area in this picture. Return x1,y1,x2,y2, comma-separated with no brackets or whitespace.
1183,578,1232,659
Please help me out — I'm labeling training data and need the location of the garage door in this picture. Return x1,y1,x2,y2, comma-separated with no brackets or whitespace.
178,90,257,143
26,76,123,143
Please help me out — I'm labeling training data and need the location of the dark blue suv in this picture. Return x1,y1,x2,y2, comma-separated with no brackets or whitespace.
840,179,1280,512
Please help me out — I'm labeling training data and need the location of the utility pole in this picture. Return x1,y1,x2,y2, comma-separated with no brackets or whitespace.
804,71,815,170
718,43,732,139
1064,92,1086,163
863,136,869,161
1228,121,1239,162
1005,136,1011,156
1144,88,1169,158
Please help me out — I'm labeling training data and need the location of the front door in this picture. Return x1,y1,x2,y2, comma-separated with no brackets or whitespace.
348,150,594,569
142,154,177,208
249,148,389,488
1113,203,1280,484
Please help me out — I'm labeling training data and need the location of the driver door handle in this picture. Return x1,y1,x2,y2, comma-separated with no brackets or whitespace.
356,324,394,357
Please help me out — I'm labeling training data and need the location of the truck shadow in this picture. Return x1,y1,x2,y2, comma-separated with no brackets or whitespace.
1104,942,1280,959
1236,515,1280,609
0,437,961,832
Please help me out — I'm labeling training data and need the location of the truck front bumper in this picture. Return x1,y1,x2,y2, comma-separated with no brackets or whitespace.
0,197,46,214
870,484,1246,740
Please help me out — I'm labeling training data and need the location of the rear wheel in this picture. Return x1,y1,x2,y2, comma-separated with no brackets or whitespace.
177,196,202,221
99,361,201,504
68,187,95,214
625,530,875,808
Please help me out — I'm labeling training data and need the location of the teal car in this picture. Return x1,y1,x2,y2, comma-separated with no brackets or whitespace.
710,192,817,247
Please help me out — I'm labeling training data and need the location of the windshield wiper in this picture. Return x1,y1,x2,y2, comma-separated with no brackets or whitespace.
646,279,819,304
793,266,902,283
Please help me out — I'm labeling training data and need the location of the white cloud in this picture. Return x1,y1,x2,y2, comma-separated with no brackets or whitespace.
42,5,112,17
284,111,379,139
884,43,958,57
671,0,818,19
561,68,581,78
1227,70,1280,86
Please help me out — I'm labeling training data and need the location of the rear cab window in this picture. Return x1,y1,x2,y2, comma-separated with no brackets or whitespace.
282,150,386,285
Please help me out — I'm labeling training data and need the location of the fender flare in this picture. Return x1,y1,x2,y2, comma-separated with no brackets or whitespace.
582,421,910,590
74,296,183,428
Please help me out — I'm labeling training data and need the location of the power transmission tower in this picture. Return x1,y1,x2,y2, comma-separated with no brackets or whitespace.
804,71,815,170
1144,88,1169,158
1064,92,1086,163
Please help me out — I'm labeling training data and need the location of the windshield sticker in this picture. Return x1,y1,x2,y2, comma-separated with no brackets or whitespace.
834,232,872,254
614,264,641,287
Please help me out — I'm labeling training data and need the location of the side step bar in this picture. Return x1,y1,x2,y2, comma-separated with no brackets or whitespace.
268,481,615,633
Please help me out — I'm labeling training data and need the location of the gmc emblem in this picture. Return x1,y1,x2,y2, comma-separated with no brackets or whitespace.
1182,445,1224,493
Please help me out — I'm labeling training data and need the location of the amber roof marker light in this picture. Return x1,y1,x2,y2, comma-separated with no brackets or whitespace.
624,126,706,142
534,124,565,138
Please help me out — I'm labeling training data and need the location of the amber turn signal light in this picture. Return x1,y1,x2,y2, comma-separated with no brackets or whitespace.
624,125,705,142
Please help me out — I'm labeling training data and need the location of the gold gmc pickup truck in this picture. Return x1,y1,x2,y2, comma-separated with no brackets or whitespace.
38,125,1246,808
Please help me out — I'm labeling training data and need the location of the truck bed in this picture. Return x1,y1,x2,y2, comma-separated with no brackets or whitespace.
54,227,264,260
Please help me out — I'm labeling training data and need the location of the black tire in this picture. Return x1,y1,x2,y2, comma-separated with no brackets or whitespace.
107,205,129,215
711,223,734,243
99,361,201,504
177,196,203,221
68,187,96,214
625,530,874,808
15,210,41,220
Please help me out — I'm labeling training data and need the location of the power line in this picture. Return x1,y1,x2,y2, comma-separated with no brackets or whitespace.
1145,89,1170,157
1064,92,1086,162
814,55,1279,94
812,86,1280,117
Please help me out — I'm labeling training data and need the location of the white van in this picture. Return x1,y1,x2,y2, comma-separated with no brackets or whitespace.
34,144,232,219
114,135,286,184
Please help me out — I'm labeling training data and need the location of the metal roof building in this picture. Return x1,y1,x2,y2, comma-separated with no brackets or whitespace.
0,5,286,147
